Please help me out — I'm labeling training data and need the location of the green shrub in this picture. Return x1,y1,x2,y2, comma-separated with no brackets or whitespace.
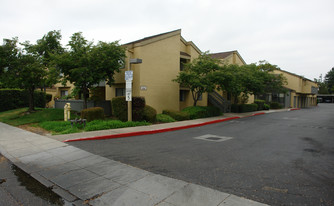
254,100,265,111
231,104,258,113
239,104,258,113
162,110,190,121
264,103,270,110
111,96,127,121
156,114,176,123
81,107,104,122
231,104,240,113
132,97,146,121
142,105,157,123
182,106,221,119
111,96,146,122
270,102,283,109
84,120,150,131
0,89,47,112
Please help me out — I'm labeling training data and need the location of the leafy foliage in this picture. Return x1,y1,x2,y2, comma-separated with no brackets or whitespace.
324,67,334,93
162,110,190,121
0,89,48,112
182,106,221,119
174,53,220,106
142,105,157,123
213,61,287,104
156,114,176,123
81,107,105,122
0,31,64,111
55,32,126,108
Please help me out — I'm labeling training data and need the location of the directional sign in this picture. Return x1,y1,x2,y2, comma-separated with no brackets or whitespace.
125,70,133,81
126,91,132,101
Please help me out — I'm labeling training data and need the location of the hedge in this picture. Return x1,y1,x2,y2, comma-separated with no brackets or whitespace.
156,114,176,123
254,100,265,111
264,103,270,110
142,105,157,123
162,110,190,121
81,107,105,122
0,89,48,112
231,104,258,113
111,97,127,121
270,102,283,109
182,106,221,119
111,96,146,122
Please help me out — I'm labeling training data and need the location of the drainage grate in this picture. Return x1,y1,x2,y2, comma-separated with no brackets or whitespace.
194,134,233,142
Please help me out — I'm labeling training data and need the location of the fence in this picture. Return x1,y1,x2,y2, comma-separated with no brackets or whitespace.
54,99,112,116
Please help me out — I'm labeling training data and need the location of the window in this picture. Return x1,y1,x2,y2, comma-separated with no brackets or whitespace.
61,90,68,97
198,93,202,101
180,90,186,101
180,58,188,71
116,88,125,97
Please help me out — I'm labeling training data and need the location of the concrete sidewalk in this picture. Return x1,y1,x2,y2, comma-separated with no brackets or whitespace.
0,121,270,205
51,108,293,142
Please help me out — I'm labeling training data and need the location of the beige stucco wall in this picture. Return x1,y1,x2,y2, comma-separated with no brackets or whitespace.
272,70,318,108
105,31,203,113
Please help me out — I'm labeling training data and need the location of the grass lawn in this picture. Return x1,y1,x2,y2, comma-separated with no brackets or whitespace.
0,108,151,135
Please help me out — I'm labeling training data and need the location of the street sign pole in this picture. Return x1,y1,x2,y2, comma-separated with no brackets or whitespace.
126,70,133,122
126,58,142,122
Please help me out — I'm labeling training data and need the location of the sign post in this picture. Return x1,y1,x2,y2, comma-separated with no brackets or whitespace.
126,59,142,122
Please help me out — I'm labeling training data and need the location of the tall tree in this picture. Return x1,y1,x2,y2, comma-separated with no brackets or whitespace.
325,67,334,93
174,53,220,106
0,38,47,111
0,38,21,88
55,32,126,109
23,30,64,91
0,31,64,111
214,61,287,104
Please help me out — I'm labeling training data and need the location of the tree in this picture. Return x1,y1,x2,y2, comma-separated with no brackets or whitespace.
174,53,220,106
325,67,334,93
23,30,64,91
0,31,64,112
0,38,47,111
213,64,244,104
214,61,287,104
0,38,21,88
55,32,126,109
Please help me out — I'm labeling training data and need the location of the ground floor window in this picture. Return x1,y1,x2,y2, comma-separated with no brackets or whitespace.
116,88,125,97
180,90,186,101
60,90,68,97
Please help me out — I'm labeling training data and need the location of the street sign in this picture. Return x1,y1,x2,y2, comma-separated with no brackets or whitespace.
125,70,133,81
126,91,132,101
126,81,132,89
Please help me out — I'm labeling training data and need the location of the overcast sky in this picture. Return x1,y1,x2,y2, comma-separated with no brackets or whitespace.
1,0,333,80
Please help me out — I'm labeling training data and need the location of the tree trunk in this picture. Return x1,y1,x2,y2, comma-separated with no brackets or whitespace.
191,91,198,106
83,87,88,109
28,88,35,112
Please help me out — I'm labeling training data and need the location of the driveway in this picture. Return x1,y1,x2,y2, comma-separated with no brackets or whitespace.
69,104,334,205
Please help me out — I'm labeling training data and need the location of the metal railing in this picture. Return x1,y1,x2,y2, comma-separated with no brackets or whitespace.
208,91,231,113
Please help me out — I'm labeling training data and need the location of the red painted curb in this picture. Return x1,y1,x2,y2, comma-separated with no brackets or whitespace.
289,108,300,111
242,112,266,118
63,116,241,142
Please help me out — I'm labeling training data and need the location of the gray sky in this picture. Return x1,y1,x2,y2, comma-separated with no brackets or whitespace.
1,0,333,80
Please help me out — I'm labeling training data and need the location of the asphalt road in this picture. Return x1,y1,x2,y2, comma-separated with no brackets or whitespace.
70,104,334,206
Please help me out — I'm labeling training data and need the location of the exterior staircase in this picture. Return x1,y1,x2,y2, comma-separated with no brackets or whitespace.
208,91,231,113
